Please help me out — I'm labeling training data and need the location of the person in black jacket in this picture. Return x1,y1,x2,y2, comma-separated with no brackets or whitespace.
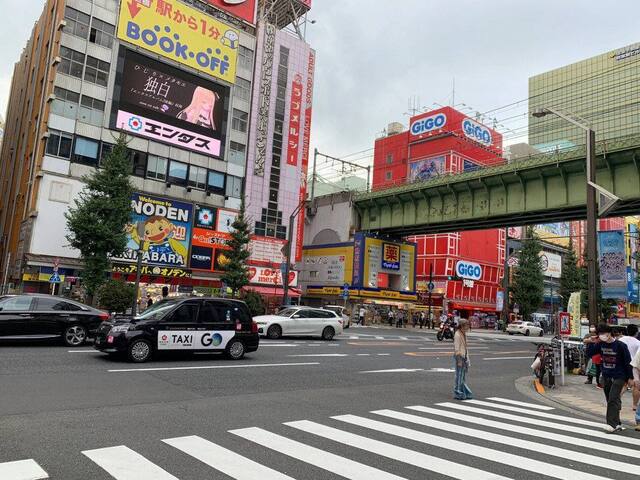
585,323,634,433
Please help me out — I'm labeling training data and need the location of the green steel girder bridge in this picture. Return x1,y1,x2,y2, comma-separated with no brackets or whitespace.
354,134,640,235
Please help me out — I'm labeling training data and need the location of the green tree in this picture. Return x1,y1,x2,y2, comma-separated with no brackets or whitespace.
558,240,583,310
96,279,136,313
220,200,251,297
243,289,266,317
511,227,545,320
65,134,133,299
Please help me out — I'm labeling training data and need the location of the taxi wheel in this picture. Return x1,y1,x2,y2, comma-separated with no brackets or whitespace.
226,340,245,360
321,326,335,341
63,325,87,347
525,330,530,336
267,325,282,340
128,339,152,363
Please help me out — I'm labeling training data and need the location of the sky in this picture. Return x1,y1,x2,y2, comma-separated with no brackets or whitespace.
2,0,639,165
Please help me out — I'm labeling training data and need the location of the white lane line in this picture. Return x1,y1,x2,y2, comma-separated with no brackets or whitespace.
82,446,178,480
259,344,299,347
288,354,348,357
406,405,640,459
371,409,637,476
356,354,371,356
483,356,532,361
361,368,423,373
377,353,391,356
485,397,554,410
437,402,640,447
463,400,605,427
108,362,319,373
230,427,406,480
0,459,49,479
67,350,97,353
164,435,295,480
286,420,512,480
374,336,385,339
398,336,408,340
418,347,489,350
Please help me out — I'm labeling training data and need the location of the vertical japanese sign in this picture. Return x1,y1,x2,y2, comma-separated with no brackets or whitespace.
286,74,303,166
567,292,581,337
294,50,315,262
253,22,276,176
117,0,239,84
598,230,627,299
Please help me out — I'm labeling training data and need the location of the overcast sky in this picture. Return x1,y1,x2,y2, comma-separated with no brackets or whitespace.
2,1,639,165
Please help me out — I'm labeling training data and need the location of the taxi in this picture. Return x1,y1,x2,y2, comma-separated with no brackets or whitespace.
94,297,259,362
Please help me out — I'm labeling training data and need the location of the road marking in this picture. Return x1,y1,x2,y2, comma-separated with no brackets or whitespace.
67,350,97,353
164,435,295,480
483,356,532,361
370,409,637,476
108,362,320,373
356,353,371,356
487,350,533,355
230,427,406,480
406,405,640,458
0,459,48,480
418,346,488,350
333,415,611,480
377,353,391,356
485,397,554,410
259,344,299,347
82,445,178,480
361,368,423,373
285,420,512,480
288,354,348,357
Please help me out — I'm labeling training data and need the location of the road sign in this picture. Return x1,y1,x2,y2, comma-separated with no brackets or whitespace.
559,312,571,336
342,283,349,299
49,273,61,283
507,256,519,267
427,281,435,292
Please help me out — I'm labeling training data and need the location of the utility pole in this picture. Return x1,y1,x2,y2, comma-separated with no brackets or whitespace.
283,201,306,307
585,129,599,326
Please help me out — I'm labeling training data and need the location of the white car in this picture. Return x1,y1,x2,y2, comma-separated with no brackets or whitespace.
506,321,544,337
254,307,344,340
322,305,350,328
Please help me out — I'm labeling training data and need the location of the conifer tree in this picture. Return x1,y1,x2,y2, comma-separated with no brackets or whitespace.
221,200,251,297
511,227,545,320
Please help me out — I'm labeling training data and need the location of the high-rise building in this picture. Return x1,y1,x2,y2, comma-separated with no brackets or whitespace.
0,0,313,301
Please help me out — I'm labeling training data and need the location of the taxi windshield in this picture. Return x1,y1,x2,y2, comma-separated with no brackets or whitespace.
135,299,180,321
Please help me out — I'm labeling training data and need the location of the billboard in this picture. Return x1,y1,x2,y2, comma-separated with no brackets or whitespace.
248,266,298,287
533,223,570,247
598,230,627,299
190,204,236,272
409,155,445,182
302,244,354,285
112,48,229,157
115,193,193,267
356,235,416,292
205,0,257,24
539,251,562,278
117,0,239,83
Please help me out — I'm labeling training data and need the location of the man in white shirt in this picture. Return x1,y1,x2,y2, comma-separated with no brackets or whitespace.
619,324,640,410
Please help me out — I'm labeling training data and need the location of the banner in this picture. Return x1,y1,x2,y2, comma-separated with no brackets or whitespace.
117,0,239,83
286,74,303,166
539,251,562,278
598,230,627,299
567,291,581,337
113,48,228,157
204,0,256,24
248,266,298,287
114,193,193,267
409,155,445,182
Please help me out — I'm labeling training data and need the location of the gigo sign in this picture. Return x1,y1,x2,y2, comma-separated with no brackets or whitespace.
462,118,492,146
410,113,447,136
455,260,482,280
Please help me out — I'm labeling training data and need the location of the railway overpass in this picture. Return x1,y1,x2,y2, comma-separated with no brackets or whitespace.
354,133,640,235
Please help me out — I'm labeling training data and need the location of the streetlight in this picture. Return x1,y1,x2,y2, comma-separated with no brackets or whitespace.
531,107,617,326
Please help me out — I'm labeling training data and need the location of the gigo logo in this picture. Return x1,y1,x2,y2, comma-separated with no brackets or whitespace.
455,260,482,280
462,118,492,146
410,113,447,136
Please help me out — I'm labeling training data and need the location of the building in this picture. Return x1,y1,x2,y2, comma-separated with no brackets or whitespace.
529,41,640,150
371,106,506,321
0,0,313,300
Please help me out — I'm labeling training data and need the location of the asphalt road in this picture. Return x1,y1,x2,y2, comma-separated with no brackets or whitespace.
1,326,638,479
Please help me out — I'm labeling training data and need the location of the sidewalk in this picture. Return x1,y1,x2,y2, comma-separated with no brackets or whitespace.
539,373,637,427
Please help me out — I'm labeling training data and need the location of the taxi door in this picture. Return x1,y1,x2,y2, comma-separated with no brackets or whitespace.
155,301,201,351
196,300,236,351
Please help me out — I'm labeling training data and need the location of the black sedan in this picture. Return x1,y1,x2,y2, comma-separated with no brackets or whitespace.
0,294,109,346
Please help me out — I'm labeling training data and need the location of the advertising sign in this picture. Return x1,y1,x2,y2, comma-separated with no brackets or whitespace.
286,74,303,166
194,204,217,230
248,266,298,287
462,117,493,146
559,312,571,336
217,209,238,233
190,204,231,272
409,155,445,183
507,227,522,239
539,251,562,278
117,0,239,83
361,236,416,291
115,193,192,267
533,223,570,247
157,330,235,350
113,49,228,157
382,243,401,270
409,112,447,138
567,291,581,337
455,260,483,281
496,291,504,312
112,263,192,278
249,235,286,265
205,0,257,24
598,230,627,299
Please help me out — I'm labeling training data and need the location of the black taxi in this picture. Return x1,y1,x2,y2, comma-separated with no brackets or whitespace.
94,297,259,362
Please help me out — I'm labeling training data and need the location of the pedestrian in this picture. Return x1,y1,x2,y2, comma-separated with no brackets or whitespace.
146,294,153,308
358,306,366,326
584,323,634,433
632,347,640,417
420,311,426,329
395,309,403,328
453,318,473,400
584,327,603,388
619,324,640,409
161,286,169,299
412,312,418,328
429,311,435,329
387,308,395,326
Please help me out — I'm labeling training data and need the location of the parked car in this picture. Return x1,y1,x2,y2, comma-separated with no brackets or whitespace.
254,307,344,340
94,297,259,362
0,294,109,346
506,320,544,337
322,305,350,328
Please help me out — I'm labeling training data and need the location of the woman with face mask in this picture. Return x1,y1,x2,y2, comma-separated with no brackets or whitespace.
453,319,473,400
584,323,634,433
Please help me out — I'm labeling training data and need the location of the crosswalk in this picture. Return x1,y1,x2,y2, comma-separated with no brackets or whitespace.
4,396,639,479
340,333,534,343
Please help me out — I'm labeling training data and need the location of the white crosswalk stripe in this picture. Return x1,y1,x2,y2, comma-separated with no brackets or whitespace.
485,397,555,410
0,459,48,480
82,446,179,480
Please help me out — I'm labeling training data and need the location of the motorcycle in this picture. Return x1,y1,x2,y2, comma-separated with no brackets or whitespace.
436,322,454,341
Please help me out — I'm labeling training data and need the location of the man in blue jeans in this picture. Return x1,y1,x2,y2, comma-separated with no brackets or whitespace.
585,323,634,433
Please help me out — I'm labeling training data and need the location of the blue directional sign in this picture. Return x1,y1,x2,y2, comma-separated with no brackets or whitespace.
428,282,435,292
49,273,61,283
342,283,350,299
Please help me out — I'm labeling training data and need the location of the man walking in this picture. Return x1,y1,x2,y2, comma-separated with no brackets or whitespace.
358,306,366,327
585,323,634,433
453,318,473,400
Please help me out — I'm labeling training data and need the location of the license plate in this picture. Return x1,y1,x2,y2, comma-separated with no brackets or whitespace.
107,336,114,344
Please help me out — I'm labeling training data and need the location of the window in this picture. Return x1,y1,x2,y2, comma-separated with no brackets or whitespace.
129,150,147,177
385,171,393,181
45,130,73,158
78,95,105,126
226,175,242,198
51,87,80,119
238,45,254,71
72,136,100,165
168,160,188,185
35,297,78,311
231,109,248,133
187,165,207,190
198,301,233,323
146,155,168,181
89,18,114,48
84,56,109,87
64,7,90,39
169,303,199,323
59,46,84,79
0,296,33,311
100,142,113,164
228,141,246,165
207,170,225,194
234,77,251,102
386,153,393,165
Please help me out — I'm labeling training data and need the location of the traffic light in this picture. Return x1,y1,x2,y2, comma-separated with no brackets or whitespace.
447,274,462,281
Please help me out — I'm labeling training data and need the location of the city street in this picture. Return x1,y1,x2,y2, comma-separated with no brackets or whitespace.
2,327,639,479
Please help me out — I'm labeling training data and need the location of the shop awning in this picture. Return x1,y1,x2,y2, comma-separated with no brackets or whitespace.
244,286,302,297
450,301,498,313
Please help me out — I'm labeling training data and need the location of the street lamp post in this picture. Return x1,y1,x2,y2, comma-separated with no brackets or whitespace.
131,248,143,316
283,201,307,307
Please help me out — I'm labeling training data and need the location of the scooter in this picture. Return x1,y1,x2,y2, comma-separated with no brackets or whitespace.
436,322,454,341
